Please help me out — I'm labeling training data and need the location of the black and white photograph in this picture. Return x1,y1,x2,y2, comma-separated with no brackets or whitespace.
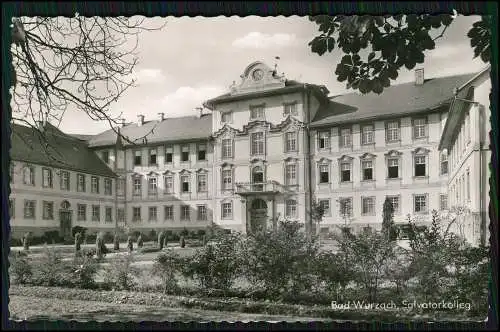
6,8,494,324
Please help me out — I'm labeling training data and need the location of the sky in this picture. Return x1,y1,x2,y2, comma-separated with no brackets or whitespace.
55,15,487,134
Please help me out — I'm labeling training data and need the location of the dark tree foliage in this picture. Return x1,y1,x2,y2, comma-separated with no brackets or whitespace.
308,14,491,94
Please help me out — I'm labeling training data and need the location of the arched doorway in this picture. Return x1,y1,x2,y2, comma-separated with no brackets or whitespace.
250,198,267,234
251,166,264,191
59,200,72,239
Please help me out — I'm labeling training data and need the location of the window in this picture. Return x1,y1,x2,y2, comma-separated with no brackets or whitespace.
164,175,173,194
222,169,233,190
283,103,298,116
181,175,190,193
105,207,113,222
117,178,125,196
362,161,373,181
101,150,110,163
414,155,426,177
149,148,157,165
340,128,352,148
42,201,54,220
285,132,297,152
361,125,374,145
77,174,86,192
23,166,35,185
222,139,233,159
466,169,470,201
164,206,174,221
319,199,330,216
132,207,141,222
339,198,353,217
386,196,400,214
91,176,99,193
221,202,232,219
198,144,206,161
42,168,53,188
285,200,298,218
24,200,36,219
387,159,399,178
440,194,448,211
148,176,158,196
149,207,157,221
197,173,207,192
285,164,297,185
318,131,330,149
197,205,207,221
221,111,232,123
133,176,142,196
341,163,351,182
181,146,190,162
414,194,427,213
165,146,173,163
319,164,329,183
9,199,14,218
181,205,190,221
134,150,142,166
92,205,100,221
250,105,265,120
77,204,86,221
440,153,448,175
104,178,112,195
362,197,375,215
251,132,265,155
117,208,125,223
60,171,70,191
413,118,427,139
386,121,400,142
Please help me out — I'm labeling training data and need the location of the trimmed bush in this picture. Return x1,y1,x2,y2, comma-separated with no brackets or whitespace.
74,232,82,253
139,247,161,254
180,236,186,248
137,234,144,248
127,236,134,252
22,232,31,250
71,226,87,238
158,231,166,250
114,233,120,251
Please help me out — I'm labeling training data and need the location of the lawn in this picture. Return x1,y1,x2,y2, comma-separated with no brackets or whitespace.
9,295,335,322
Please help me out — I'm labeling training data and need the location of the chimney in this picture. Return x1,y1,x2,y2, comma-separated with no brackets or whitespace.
415,68,424,85
137,114,144,126
195,107,203,118
158,112,165,122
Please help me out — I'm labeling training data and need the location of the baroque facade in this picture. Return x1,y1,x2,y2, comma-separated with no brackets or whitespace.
8,61,491,245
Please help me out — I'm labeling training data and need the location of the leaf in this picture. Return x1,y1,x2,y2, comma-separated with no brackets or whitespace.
372,78,383,94
359,79,372,94
440,14,453,26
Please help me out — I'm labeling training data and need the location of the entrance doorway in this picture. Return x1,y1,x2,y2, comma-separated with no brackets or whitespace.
250,198,267,234
59,200,72,239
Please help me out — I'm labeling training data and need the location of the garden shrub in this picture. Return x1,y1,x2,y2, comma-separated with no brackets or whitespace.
137,234,144,248
180,236,186,248
242,219,319,298
31,246,71,287
157,231,166,249
74,232,82,253
313,250,354,298
9,251,32,285
71,255,99,289
182,232,243,291
138,247,162,254
114,233,120,251
9,237,23,247
151,249,182,293
103,254,138,291
71,226,87,238
22,232,32,250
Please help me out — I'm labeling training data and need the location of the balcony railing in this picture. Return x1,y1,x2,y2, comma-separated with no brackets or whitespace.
235,181,280,194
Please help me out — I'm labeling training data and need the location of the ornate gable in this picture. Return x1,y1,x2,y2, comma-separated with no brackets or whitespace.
360,153,377,160
412,147,430,155
385,150,402,157
213,124,237,139
229,61,286,95
338,155,354,163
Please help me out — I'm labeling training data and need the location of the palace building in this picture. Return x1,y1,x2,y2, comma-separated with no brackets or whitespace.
8,61,491,246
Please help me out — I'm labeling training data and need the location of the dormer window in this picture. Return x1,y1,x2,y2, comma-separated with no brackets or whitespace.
318,131,330,150
250,105,265,120
221,111,232,124
283,102,298,116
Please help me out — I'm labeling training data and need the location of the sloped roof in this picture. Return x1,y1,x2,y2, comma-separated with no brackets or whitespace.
204,80,330,108
88,114,213,148
11,123,116,178
69,133,95,141
310,72,478,127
